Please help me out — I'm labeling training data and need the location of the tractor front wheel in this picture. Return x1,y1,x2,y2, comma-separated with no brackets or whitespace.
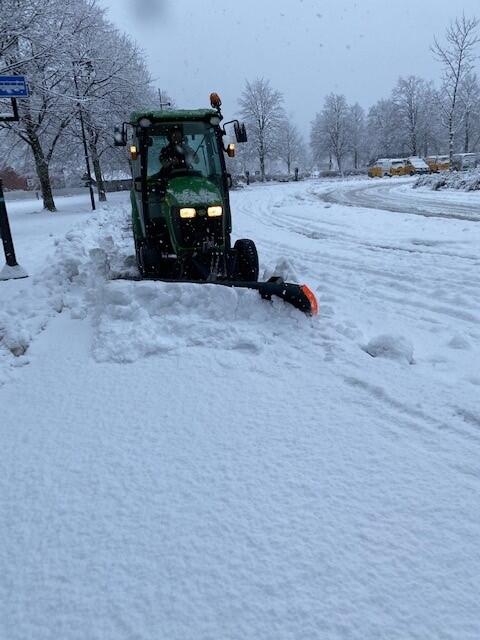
136,239,162,277
233,239,259,282
135,236,147,276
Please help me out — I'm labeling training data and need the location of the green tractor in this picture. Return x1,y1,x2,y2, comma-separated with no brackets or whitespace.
114,93,318,315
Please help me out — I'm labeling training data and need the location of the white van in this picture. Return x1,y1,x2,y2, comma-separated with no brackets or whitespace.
451,153,478,171
368,158,393,178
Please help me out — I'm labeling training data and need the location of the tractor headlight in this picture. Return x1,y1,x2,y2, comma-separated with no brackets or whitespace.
180,208,196,219
207,206,223,217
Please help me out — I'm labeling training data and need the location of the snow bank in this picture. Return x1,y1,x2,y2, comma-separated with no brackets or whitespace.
363,334,415,364
0,207,130,384
1,201,311,382
91,278,305,363
414,169,480,191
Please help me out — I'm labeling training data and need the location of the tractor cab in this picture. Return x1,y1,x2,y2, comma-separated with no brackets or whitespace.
136,113,232,260
116,97,248,279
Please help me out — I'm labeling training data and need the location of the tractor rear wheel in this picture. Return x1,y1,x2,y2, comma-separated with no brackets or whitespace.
233,239,259,282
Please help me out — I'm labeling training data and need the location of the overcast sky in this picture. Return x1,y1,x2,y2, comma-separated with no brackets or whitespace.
100,0,480,137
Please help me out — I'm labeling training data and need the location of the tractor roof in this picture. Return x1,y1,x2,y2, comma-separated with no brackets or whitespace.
130,109,220,124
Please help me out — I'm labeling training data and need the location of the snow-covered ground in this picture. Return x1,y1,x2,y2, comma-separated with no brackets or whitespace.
1,180,480,639
321,175,480,221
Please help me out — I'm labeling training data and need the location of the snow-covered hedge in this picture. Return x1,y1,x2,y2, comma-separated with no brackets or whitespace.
414,169,480,191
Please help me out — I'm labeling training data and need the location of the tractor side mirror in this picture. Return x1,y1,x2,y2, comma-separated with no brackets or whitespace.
234,122,248,143
114,125,126,147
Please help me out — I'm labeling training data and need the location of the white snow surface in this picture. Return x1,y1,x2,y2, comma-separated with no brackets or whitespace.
1,181,480,639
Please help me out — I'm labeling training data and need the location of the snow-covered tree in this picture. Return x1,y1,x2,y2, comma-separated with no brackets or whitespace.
1,0,102,210
367,99,401,160
348,103,366,169
0,0,61,74
0,0,157,209
458,73,480,152
62,14,155,202
239,78,285,181
416,83,444,156
432,14,480,165
277,118,306,174
311,94,351,173
392,76,429,156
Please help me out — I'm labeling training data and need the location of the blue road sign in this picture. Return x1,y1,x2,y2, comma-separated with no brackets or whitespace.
0,76,29,98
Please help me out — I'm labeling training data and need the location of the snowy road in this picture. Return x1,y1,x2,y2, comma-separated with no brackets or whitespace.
320,176,480,221
1,181,480,639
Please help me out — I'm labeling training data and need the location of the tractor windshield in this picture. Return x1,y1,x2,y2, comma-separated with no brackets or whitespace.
147,121,223,185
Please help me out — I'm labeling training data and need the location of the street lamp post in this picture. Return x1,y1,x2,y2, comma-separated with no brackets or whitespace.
158,88,171,111
73,60,95,211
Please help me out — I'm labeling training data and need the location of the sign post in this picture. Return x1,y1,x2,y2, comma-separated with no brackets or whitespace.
0,179,27,280
0,75,28,280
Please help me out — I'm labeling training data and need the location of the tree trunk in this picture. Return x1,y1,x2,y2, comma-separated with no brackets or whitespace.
354,149,358,169
411,131,417,156
26,126,56,211
449,114,454,169
258,138,265,182
464,110,470,153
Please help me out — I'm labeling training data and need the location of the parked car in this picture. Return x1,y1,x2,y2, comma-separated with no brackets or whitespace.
368,158,393,178
426,155,450,172
369,157,429,178
406,157,430,174
390,159,408,176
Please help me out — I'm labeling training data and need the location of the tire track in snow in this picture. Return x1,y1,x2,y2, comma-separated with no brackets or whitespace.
318,179,480,222
233,183,480,461
235,187,480,333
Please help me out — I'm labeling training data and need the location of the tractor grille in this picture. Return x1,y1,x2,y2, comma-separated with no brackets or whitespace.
177,214,224,249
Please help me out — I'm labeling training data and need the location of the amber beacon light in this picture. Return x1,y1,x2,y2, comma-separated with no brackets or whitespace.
210,92,222,109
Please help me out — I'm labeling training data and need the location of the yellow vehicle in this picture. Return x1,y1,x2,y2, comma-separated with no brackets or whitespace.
369,158,418,178
368,159,393,178
390,159,409,176
426,155,450,172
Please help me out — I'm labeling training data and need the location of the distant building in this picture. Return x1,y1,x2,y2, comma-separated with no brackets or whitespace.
0,167,28,190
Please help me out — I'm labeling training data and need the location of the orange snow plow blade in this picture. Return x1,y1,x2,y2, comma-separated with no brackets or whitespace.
243,277,319,316
300,285,319,316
